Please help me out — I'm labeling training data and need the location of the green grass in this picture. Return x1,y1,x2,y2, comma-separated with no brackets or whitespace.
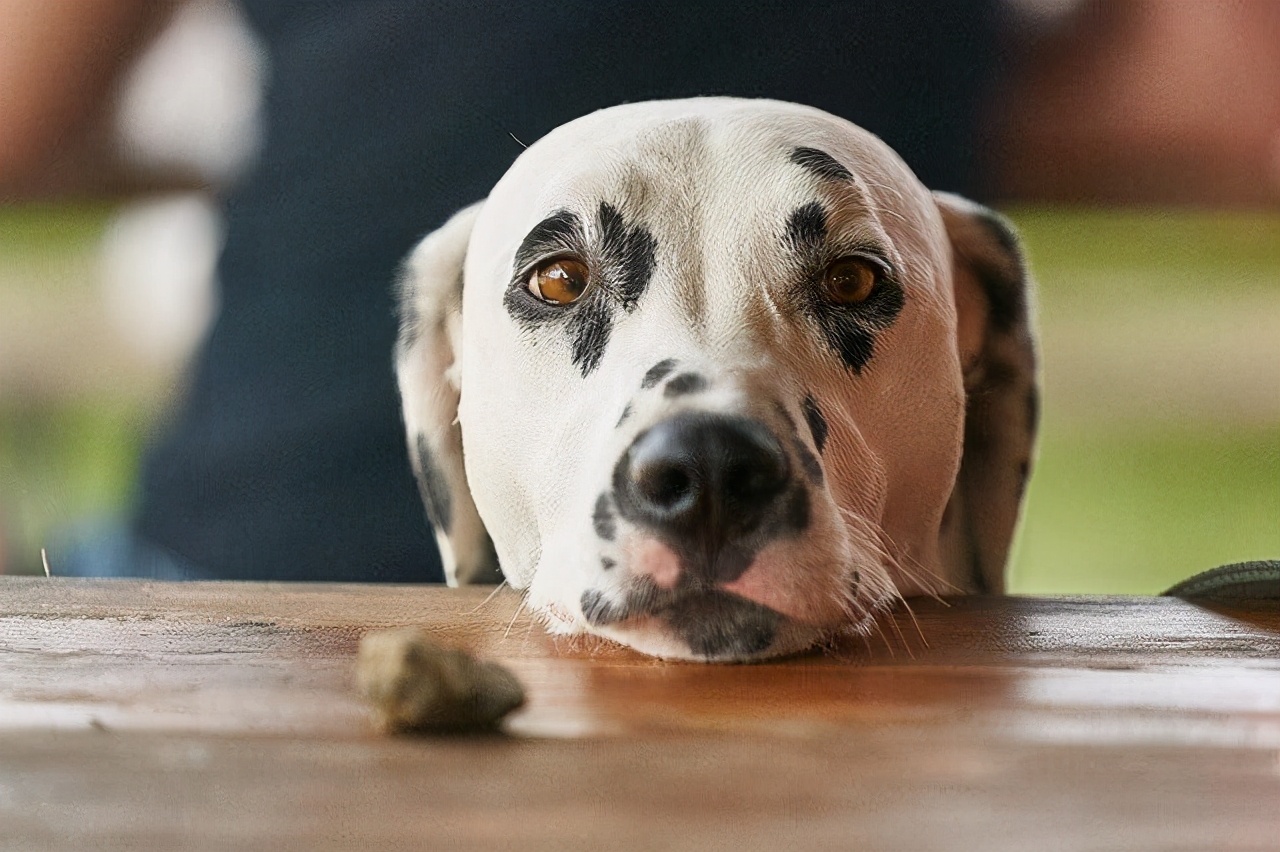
1011,208,1280,281
0,203,116,272
0,401,147,574
1004,207,1280,592
1,203,139,574
1011,422,1280,594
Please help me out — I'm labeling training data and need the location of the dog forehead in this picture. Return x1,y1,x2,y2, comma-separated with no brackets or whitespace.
464,97,955,374
505,98,907,182
473,98,939,257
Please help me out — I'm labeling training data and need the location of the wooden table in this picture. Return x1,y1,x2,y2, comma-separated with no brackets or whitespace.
2,578,1279,851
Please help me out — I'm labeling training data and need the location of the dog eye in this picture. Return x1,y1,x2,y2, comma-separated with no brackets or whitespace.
822,257,882,305
528,258,590,305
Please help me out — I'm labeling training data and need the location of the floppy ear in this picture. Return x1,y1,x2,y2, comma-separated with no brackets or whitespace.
395,201,501,586
934,193,1039,594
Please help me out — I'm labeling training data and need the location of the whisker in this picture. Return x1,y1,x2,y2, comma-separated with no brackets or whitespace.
520,606,539,650
502,591,530,641
899,596,929,651
840,505,955,607
868,610,895,658
884,602,915,660
878,522,964,600
468,580,510,615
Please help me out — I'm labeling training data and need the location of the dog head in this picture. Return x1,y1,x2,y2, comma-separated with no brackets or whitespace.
396,99,1037,661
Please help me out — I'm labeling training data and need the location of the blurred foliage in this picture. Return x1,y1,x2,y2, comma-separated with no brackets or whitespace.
1013,209,1280,284
0,204,116,281
0,204,136,574
1012,422,1279,593
1008,209,1280,592
0,204,1277,587
0,401,146,574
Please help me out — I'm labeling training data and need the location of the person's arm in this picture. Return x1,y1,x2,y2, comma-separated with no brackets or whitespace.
0,0,175,199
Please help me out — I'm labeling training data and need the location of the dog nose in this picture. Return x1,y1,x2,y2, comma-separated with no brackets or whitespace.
614,412,790,562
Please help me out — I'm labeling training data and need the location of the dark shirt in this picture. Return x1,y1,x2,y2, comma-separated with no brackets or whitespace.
131,0,1003,582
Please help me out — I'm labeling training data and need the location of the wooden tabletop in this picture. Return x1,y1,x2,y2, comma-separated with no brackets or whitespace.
2,578,1278,851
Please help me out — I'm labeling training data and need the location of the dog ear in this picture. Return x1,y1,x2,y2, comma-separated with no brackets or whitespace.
395,202,502,585
934,193,1039,594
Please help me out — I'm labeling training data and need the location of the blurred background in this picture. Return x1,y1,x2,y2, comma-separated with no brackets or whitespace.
0,0,1277,591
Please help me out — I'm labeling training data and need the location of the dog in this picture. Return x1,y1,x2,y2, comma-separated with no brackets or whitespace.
395,98,1038,661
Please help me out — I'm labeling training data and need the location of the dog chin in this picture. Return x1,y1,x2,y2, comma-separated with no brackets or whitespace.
588,616,830,663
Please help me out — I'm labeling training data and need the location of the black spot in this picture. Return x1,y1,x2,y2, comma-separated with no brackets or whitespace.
616,404,632,428
811,281,905,373
976,207,1021,262
775,403,823,486
597,201,658,309
503,204,657,377
512,210,582,272
794,444,822,486
593,493,616,541
782,203,904,374
567,297,614,376
564,202,658,374
789,147,853,182
784,488,810,531
393,276,421,352
601,557,616,572
665,593,780,659
983,360,1020,388
1017,459,1031,500
785,201,828,252
969,208,1027,333
581,589,622,626
585,579,783,658
663,373,707,398
414,433,452,531
642,358,678,389
801,395,828,453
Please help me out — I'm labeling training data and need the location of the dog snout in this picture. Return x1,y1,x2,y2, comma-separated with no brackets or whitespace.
614,412,791,567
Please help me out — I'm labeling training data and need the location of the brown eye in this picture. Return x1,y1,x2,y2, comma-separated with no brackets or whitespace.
528,258,589,304
823,257,881,305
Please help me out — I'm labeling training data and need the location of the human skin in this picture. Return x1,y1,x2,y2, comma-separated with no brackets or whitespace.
0,0,173,200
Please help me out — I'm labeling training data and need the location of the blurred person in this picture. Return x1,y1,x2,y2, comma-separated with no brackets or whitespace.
995,0,1280,204
15,1,1268,583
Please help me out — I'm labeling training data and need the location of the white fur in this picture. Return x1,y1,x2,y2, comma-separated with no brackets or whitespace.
396,98,1037,661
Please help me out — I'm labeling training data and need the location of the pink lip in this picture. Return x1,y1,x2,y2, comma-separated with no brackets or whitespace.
721,563,848,626
626,538,683,590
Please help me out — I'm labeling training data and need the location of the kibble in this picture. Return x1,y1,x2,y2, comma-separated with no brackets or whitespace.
356,628,525,733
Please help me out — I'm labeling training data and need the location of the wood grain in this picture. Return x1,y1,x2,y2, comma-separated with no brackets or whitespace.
2,577,1279,851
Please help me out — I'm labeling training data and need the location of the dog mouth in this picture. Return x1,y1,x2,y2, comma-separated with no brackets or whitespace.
581,583,782,659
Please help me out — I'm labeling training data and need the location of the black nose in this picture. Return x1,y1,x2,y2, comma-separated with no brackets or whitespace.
614,412,790,553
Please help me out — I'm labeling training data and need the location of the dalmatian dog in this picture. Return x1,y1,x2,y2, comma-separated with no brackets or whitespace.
395,98,1037,662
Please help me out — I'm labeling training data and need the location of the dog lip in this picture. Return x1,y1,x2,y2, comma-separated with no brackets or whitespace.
580,584,781,626
581,586,783,659
661,590,782,658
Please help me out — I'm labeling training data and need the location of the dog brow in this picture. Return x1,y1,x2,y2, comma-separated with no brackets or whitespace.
513,210,582,272
784,201,828,253
789,147,853,182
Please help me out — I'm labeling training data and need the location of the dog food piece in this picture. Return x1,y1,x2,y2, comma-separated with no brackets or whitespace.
357,628,525,733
